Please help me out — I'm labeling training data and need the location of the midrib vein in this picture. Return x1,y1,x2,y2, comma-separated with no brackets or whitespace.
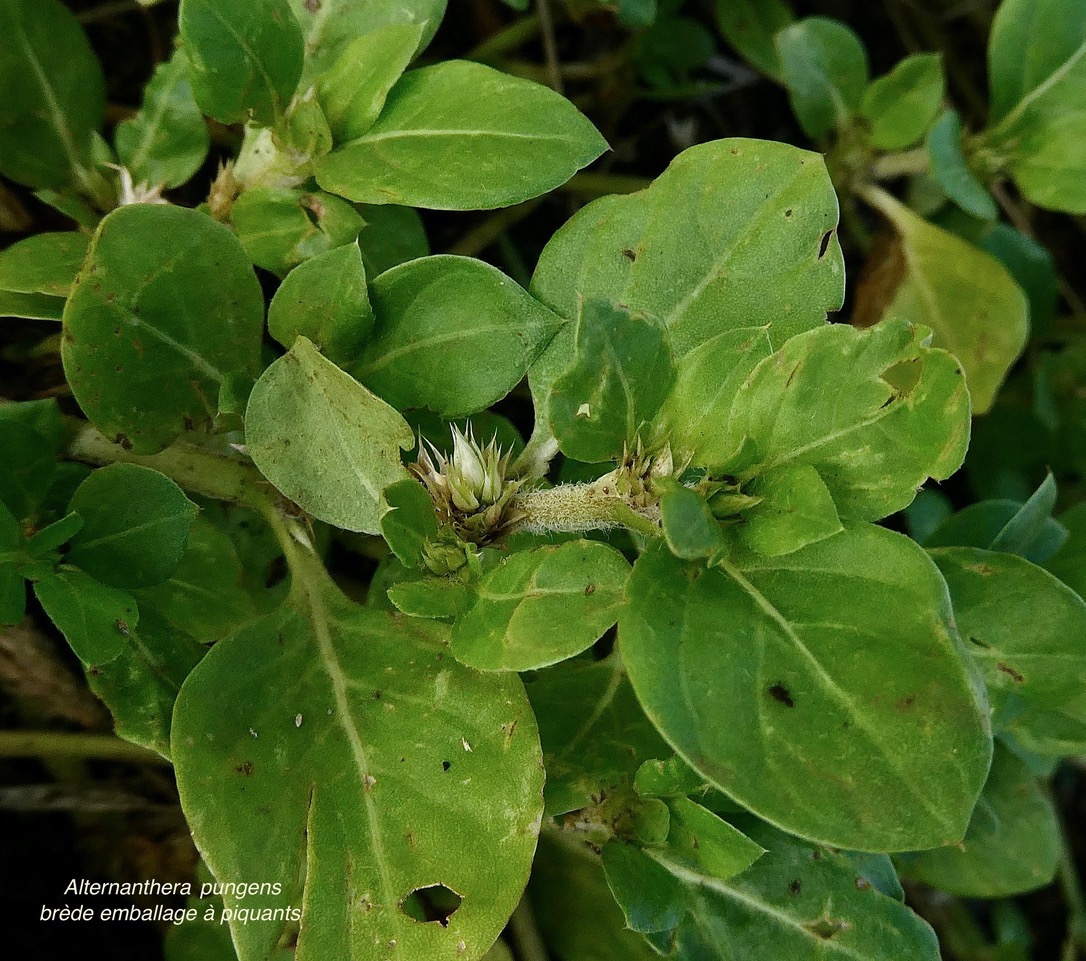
301,583,396,920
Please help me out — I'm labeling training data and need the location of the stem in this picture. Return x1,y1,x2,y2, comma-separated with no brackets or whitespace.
869,147,930,180
508,896,550,961
0,730,168,765
67,423,273,507
510,482,660,537
536,0,563,93
467,14,541,63
557,172,652,197
447,199,543,258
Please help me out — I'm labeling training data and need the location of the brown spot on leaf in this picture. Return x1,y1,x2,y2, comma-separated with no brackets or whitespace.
235,760,254,777
768,682,795,707
789,879,802,896
997,662,1024,683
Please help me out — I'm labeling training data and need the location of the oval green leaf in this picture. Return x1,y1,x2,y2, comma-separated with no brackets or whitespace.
317,61,607,210
246,336,414,533
62,204,265,453
620,526,992,852
452,540,629,671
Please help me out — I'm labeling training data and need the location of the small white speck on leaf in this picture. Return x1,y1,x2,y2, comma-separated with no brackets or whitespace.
576,403,591,418
249,728,258,739
462,739,472,752
295,714,303,728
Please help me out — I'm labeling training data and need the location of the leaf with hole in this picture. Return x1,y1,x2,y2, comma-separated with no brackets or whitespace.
172,552,542,961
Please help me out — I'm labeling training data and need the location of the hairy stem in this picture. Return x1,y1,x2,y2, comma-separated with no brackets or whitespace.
510,481,660,536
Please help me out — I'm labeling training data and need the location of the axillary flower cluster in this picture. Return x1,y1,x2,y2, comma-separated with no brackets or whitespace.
410,425,525,546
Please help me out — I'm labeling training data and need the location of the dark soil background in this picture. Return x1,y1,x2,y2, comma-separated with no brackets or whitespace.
2,1,1085,959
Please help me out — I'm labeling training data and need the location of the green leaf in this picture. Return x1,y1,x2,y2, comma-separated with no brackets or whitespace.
267,241,372,365
547,300,673,463
27,512,83,558
0,420,59,521
604,805,765,933
621,526,992,852
353,255,562,417
986,0,1086,213
35,568,203,755
1046,502,1086,596
927,499,1067,565
0,502,27,625
901,743,1060,897
927,110,998,220
1004,693,1086,758
930,547,1086,721
636,818,940,960
65,464,198,589
990,473,1061,557
858,190,1028,414
172,553,542,961
659,327,773,466
179,0,304,126
63,204,265,453
601,842,686,934
724,320,969,521
132,513,257,642
530,139,843,441
740,463,843,557
231,186,364,277
634,756,711,799
937,211,1059,336
0,0,106,190
0,232,89,298
288,0,445,83
861,53,944,150
659,484,725,561
0,289,66,320
525,657,668,816
379,478,439,568
714,0,794,80
530,832,661,961
318,23,424,142
115,49,210,189
452,540,629,671
317,61,607,210
387,577,472,620
246,336,414,533
776,17,869,139
356,204,429,277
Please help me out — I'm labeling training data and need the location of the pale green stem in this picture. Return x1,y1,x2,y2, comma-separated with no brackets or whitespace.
557,172,652,197
0,730,168,765
868,147,930,180
67,423,273,507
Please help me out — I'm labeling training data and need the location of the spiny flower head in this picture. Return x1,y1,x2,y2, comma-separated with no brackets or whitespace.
410,424,523,542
